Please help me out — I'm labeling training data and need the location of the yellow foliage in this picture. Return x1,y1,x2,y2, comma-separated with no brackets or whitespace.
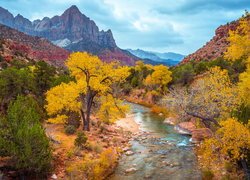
144,64,172,93
238,66,250,106
65,52,130,94
45,52,130,124
79,148,118,180
224,17,250,62
199,118,250,167
47,114,68,124
192,66,238,121
97,95,129,124
151,105,169,117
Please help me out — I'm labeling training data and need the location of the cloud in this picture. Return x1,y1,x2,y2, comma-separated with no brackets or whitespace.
0,0,249,54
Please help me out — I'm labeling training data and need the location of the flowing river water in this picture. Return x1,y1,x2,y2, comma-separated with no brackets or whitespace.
109,103,201,180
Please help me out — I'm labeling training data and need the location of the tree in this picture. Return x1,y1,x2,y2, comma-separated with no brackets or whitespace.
199,118,250,167
33,61,56,96
144,64,172,93
0,67,36,112
224,15,250,63
169,67,238,128
45,52,130,131
224,14,250,117
0,96,51,173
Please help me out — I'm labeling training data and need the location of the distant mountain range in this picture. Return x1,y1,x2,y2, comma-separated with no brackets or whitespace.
0,5,137,65
127,49,185,66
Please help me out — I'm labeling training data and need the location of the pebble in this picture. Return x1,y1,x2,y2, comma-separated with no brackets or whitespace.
51,174,57,179
125,151,134,156
125,168,137,173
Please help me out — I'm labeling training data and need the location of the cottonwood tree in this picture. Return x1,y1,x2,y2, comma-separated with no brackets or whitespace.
45,52,130,131
144,64,172,93
199,118,250,167
225,15,250,106
169,67,238,128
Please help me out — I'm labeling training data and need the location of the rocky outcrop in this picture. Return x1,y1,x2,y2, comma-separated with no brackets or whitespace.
0,6,137,65
0,24,69,66
181,20,238,63
191,128,213,143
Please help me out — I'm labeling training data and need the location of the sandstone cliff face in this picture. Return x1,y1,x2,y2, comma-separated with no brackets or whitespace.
181,21,238,63
0,24,70,66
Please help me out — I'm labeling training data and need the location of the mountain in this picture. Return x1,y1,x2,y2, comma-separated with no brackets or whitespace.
0,24,69,66
127,49,184,66
181,20,239,63
0,6,137,65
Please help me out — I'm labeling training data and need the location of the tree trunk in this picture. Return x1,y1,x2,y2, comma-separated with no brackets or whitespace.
79,89,95,131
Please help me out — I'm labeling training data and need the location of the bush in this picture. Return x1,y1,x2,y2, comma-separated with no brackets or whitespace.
80,148,118,180
0,95,52,173
202,169,214,180
151,105,169,117
74,132,87,149
65,125,76,135
86,141,103,153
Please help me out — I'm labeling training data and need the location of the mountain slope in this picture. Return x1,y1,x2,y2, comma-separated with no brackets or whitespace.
0,24,69,66
181,20,239,63
0,6,137,65
127,49,184,66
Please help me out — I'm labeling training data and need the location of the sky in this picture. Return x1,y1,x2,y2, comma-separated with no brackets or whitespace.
0,0,249,55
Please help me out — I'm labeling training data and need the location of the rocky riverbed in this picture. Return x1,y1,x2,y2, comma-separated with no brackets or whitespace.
110,103,201,180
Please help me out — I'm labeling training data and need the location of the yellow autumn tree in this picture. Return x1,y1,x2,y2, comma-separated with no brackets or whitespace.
224,14,250,106
169,66,238,127
144,64,172,93
199,118,250,167
45,52,130,131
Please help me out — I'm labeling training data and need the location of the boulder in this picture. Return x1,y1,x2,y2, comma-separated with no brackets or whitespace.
191,128,213,143
177,122,196,132
163,117,176,125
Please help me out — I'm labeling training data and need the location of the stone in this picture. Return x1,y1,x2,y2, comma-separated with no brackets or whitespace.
125,151,134,156
51,174,57,179
163,117,176,125
177,121,196,133
125,168,137,173
191,128,213,143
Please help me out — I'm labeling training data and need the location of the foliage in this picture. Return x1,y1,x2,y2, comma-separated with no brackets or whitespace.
79,148,118,180
144,64,172,93
0,67,36,111
201,169,215,180
151,105,169,117
33,61,56,96
97,94,129,124
224,15,250,62
171,63,195,85
65,125,76,135
85,141,103,153
45,52,130,130
0,96,51,173
199,118,250,167
169,67,238,127
237,67,250,106
74,132,88,149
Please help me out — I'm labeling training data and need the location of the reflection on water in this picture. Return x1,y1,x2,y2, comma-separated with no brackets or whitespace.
110,103,201,180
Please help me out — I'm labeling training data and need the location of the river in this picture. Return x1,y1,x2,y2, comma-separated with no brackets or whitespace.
109,103,201,180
